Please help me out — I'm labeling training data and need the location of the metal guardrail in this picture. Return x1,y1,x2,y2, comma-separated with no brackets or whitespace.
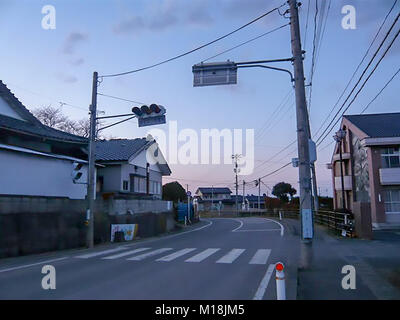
313,210,355,237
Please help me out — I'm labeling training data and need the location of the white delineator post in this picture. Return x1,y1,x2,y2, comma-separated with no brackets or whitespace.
275,262,286,300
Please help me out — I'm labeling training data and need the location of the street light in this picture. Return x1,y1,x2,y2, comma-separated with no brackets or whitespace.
333,129,347,211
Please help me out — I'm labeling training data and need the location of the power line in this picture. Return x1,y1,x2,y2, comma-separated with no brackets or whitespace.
202,23,290,62
100,3,286,78
316,12,400,144
313,1,398,138
5,82,88,112
97,93,146,105
255,89,294,140
360,66,400,114
259,162,292,180
303,0,311,51
317,25,400,146
252,139,296,173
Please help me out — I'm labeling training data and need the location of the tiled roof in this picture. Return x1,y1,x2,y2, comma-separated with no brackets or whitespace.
344,113,400,138
0,81,87,144
95,138,151,161
0,114,87,143
197,187,232,194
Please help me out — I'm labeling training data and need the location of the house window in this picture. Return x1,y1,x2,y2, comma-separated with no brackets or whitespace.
381,147,400,168
123,180,129,191
384,189,400,214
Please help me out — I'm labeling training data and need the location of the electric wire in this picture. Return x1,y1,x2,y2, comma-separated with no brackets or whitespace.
100,3,286,78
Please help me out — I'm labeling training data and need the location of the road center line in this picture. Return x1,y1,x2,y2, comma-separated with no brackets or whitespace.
253,264,275,300
264,218,284,236
0,257,68,273
231,219,244,232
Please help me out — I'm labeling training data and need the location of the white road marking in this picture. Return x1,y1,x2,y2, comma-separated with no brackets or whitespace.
234,229,281,232
127,248,173,261
123,219,213,247
216,249,245,264
253,264,275,300
156,248,197,262
0,257,68,273
249,249,271,265
185,248,220,263
75,246,128,259
231,219,244,232
102,248,151,260
264,218,284,236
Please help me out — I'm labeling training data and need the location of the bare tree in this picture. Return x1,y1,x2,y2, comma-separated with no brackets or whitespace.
33,105,93,138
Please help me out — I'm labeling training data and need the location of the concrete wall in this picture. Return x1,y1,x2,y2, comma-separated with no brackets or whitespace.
0,196,175,258
0,149,88,199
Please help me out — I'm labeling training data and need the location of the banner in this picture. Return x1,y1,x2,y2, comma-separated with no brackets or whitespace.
110,224,138,242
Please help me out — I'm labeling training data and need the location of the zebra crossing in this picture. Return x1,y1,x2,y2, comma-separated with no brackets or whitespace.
75,247,272,265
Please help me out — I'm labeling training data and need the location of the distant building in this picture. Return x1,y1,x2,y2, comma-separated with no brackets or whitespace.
0,80,88,199
195,187,232,211
96,138,171,199
329,113,400,228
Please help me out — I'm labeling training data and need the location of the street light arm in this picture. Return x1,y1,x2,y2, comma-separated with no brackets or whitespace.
237,64,294,82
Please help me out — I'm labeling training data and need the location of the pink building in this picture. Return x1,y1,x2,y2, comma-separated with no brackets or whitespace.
330,113,400,229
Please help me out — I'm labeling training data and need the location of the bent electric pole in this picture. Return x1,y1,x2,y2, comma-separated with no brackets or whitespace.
288,0,314,242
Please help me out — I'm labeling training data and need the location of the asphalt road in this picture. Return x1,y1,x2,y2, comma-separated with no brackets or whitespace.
0,217,299,300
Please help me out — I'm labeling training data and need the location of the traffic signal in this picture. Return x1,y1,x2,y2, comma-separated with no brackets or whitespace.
71,161,84,183
132,104,166,127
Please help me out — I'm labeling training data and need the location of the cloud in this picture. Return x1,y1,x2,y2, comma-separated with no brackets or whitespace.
56,72,78,83
68,57,85,66
113,0,215,35
185,4,214,27
62,32,88,55
113,16,145,34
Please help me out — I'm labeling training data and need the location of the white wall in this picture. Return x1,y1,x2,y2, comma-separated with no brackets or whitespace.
0,97,25,121
97,165,121,192
0,149,88,199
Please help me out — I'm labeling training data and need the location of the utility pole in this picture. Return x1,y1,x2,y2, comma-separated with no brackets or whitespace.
288,0,313,243
258,178,261,210
232,154,240,215
311,164,319,211
242,180,246,210
211,185,214,211
86,71,98,248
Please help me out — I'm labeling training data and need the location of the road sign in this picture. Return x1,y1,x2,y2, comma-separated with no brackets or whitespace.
138,114,166,127
192,61,237,87
186,191,192,197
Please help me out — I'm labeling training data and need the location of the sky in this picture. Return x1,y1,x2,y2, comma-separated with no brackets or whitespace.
0,0,399,197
